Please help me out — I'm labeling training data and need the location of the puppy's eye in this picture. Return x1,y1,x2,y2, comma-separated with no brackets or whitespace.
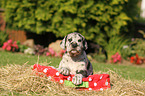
68,38,72,42
78,39,82,42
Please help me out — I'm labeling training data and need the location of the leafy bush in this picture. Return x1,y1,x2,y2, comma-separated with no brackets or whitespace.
104,35,130,60
121,45,134,60
1,0,140,61
121,41,145,61
91,47,107,62
136,17,145,23
17,41,28,53
1,0,138,37
121,31,145,59
132,38,145,57
0,31,8,46
92,54,106,63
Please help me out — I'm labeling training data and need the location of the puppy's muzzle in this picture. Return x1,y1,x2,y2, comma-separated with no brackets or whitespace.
71,42,78,48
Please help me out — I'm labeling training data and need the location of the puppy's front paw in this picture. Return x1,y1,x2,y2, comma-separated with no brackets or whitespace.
59,67,70,76
72,74,83,85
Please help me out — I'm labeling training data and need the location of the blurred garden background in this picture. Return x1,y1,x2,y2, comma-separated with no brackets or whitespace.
1,0,145,65
0,0,145,95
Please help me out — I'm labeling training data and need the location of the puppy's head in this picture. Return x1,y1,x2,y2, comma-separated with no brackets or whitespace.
60,32,88,57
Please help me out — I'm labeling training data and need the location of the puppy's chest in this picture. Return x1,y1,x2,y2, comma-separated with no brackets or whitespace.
65,54,86,64
64,54,88,73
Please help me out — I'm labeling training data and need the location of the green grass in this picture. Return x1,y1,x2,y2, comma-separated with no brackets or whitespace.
93,63,145,81
0,51,61,67
0,51,145,81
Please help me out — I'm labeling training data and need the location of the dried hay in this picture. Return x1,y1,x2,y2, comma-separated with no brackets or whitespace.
0,64,145,96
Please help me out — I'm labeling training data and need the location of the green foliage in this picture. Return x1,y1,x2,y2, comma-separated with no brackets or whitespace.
104,35,130,60
121,31,145,59
136,17,145,23
123,0,141,20
0,31,8,46
91,47,106,62
121,38,145,59
17,41,28,53
1,0,140,60
121,46,134,60
132,38,145,57
1,0,138,37
93,53,106,63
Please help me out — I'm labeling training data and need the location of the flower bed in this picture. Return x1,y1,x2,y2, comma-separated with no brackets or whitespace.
2,39,18,52
1,39,65,58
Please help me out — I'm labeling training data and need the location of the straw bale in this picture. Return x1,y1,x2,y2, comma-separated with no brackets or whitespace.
0,64,145,96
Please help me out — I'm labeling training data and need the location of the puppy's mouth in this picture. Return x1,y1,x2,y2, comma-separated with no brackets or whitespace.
71,49,78,53
69,49,81,56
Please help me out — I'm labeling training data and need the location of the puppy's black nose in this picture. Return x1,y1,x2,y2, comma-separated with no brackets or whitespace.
72,42,78,48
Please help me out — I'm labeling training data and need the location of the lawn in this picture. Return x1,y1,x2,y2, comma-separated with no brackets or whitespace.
0,51,145,81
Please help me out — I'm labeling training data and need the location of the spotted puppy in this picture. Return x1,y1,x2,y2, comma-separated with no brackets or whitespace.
58,32,93,85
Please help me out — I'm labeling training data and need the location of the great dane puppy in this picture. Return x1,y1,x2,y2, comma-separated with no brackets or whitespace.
58,32,93,85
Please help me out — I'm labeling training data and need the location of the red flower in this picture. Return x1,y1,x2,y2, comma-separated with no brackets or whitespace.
55,53,58,57
130,54,143,64
46,48,66,57
6,46,11,51
7,39,12,44
12,41,19,49
136,58,142,64
136,54,139,59
2,42,8,50
130,56,135,63
46,52,51,56
110,52,122,63
48,48,55,56
2,39,19,52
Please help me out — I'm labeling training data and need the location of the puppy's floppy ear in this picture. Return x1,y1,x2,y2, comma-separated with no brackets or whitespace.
83,38,88,50
78,33,88,50
60,35,67,50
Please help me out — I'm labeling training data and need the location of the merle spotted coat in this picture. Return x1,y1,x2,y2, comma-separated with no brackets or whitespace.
58,32,93,85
